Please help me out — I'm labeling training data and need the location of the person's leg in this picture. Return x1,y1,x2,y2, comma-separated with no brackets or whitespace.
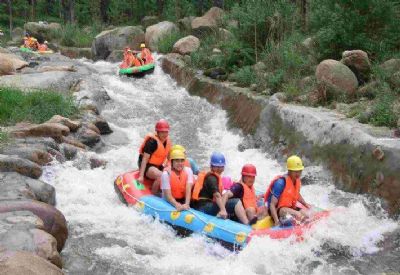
245,207,257,221
226,198,249,225
279,207,305,221
146,166,163,194
196,202,220,216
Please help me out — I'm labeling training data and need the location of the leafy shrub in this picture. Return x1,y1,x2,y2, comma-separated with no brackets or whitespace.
0,87,78,125
60,23,100,47
231,66,256,87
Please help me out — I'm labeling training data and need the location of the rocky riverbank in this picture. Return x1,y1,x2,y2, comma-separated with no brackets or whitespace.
0,49,112,273
161,53,400,217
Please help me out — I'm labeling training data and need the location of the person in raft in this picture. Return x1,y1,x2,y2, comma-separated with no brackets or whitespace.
264,155,311,226
120,47,142,69
139,43,154,64
222,164,259,225
191,152,251,224
38,40,49,52
168,144,199,175
161,149,193,211
137,119,172,194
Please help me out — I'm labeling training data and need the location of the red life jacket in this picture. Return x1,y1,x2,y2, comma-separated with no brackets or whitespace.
139,133,171,166
38,44,48,52
264,175,301,209
192,171,222,201
165,167,188,199
239,182,257,209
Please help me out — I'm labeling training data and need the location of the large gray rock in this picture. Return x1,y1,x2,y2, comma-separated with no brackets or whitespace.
81,112,112,135
341,50,371,84
0,200,68,252
0,250,63,274
0,211,62,267
24,22,62,41
0,154,42,179
145,21,178,51
0,172,55,205
59,46,92,59
46,115,81,132
106,50,124,63
11,123,70,142
380,59,400,76
0,53,28,75
11,27,24,42
0,71,79,93
316,59,359,95
172,35,200,55
191,7,224,36
0,146,51,166
75,126,101,147
91,26,144,60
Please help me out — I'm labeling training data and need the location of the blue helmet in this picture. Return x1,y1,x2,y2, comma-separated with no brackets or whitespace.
210,152,226,167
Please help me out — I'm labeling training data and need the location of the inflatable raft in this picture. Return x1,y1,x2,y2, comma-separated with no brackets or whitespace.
114,170,330,248
20,46,54,54
119,63,155,77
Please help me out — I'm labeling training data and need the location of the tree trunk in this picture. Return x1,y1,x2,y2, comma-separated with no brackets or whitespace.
100,0,109,23
8,0,13,36
156,0,164,17
27,0,36,21
254,22,258,62
175,0,182,20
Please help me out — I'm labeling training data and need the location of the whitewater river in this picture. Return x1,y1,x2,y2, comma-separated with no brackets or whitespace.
42,57,399,275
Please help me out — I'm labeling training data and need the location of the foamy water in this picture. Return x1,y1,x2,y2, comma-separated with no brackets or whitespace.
42,56,399,275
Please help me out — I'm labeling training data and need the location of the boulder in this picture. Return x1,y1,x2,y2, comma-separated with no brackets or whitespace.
316,59,358,95
38,65,76,73
0,146,51,166
60,136,86,149
380,58,400,76
177,16,195,33
0,53,29,75
341,50,371,84
191,7,224,36
24,22,62,41
11,123,70,142
0,200,68,252
0,154,42,179
59,46,92,59
91,26,144,60
0,212,62,267
145,21,179,51
218,28,234,41
81,111,112,135
172,35,200,55
0,251,63,274
89,156,107,169
389,71,400,89
0,172,55,205
60,143,79,160
106,50,124,63
141,16,159,28
11,27,24,42
0,46,11,54
75,127,101,147
14,137,60,154
46,115,81,132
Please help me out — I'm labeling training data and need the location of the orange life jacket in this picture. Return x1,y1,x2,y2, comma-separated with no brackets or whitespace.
239,182,257,209
192,171,223,201
38,44,48,52
139,133,171,166
131,55,142,67
141,48,153,64
264,175,301,209
28,38,38,49
165,167,188,199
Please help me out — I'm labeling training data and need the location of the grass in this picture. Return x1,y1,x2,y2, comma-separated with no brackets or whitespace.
157,30,185,54
57,23,101,48
0,87,78,126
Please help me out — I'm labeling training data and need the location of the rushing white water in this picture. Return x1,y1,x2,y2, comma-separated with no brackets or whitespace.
42,57,399,275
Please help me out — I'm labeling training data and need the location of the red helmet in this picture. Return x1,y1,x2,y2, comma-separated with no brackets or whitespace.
241,164,257,177
155,119,170,132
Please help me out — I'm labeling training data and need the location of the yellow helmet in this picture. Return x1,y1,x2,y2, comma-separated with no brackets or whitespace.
140,43,146,48
169,149,186,160
287,155,304,171
171,144,186,153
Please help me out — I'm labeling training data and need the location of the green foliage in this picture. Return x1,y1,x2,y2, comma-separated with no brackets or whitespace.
231,66,256,87
60,23,100,47
0,130,10,148
162,0,197,21
310,0,400,61
157,31,185,53
0,87,78,126
370,91,398,127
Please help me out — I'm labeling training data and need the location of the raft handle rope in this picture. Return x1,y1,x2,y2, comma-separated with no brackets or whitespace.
120,185,249,237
